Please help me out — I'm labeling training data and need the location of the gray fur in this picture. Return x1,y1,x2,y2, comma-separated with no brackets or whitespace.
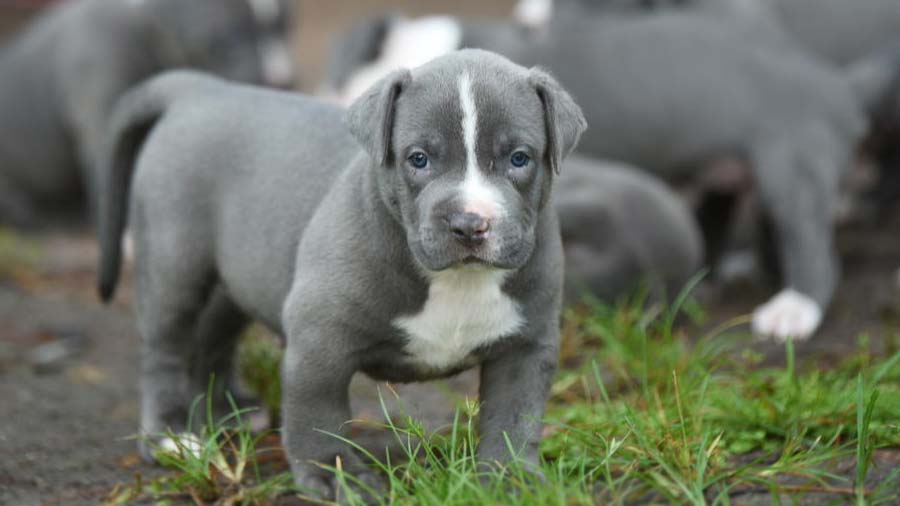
0,0,295,227
99,49,584,499
555,156,703,302
767,0,900,66
548,0,900,65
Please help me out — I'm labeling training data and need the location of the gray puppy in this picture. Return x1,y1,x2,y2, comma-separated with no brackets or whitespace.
97,50,586,498
514,0,900,65
556,156,703,303
0,0,295,226
324,10,864,340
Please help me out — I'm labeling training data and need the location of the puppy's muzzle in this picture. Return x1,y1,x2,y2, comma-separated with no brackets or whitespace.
447,212,490,248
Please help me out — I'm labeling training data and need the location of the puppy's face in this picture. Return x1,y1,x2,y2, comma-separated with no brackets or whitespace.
143,0,296,88
347,50,586,273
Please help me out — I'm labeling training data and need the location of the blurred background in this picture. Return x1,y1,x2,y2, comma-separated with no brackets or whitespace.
1,0,517,90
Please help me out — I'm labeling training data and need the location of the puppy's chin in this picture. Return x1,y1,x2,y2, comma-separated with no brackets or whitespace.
408,241,532,273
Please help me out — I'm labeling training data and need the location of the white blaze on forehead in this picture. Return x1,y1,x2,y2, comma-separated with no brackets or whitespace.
248,0,280,25
458,72,505,218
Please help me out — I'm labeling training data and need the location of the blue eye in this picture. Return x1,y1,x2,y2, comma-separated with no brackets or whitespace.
408,152,429,170
510,151,530,168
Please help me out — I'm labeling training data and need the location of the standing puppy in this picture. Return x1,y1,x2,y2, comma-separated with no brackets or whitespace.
98,50,585,499
0,0,295,226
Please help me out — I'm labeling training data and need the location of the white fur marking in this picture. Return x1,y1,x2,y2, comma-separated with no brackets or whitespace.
751,289,822,341
513,0,554,28
338,16,462,106
248,0,280,25
156,433,204,459
260,37,294,87
394,268,524,370
458,73,505,219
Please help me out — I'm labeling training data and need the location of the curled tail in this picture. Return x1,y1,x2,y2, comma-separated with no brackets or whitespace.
97,71,215,302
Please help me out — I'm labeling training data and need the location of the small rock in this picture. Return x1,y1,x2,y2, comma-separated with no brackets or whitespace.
27,331,88,374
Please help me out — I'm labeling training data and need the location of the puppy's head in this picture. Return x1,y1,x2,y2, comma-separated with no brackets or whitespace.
139,0,296,88
346,49,586,273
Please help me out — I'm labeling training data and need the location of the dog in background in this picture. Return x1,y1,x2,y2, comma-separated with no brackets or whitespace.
0,0,296,227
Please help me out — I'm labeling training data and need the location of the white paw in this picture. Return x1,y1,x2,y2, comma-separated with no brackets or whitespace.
156,432,204,459
513,0,553,28
751,289,822,341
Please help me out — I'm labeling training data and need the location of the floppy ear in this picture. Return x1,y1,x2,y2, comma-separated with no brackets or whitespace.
345,68,413,166
528,68,588,174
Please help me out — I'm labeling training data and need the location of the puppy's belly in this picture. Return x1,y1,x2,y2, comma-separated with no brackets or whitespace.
361,354,480,383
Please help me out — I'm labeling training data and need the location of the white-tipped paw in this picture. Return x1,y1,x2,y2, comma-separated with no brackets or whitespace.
156,432,204,459
752,289,822,341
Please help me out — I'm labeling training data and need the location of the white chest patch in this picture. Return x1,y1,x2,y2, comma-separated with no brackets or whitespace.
393,268,524,370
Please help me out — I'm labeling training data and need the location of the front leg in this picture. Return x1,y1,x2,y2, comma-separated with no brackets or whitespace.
477,339,559,470
750,137,841,340
281,315,384,501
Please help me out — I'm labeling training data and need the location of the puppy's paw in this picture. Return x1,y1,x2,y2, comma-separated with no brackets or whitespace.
139,432,204,463
293,463,385,505
338,468,386,505
751,289,822,341
293,470,336,502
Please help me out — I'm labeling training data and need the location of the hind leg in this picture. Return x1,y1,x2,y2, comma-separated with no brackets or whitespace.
189,285,254,426
132,208,217,459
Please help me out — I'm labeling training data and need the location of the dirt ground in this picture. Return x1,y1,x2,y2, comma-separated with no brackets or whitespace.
1,1,899,505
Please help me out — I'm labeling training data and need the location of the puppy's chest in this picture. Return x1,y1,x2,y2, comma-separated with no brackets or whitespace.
392,270,524,372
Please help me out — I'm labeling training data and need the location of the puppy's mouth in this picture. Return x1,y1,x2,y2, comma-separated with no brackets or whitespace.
461,255,487,265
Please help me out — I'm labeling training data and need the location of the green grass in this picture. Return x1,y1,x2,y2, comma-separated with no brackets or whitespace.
109,293,900,505
238,327,284,427
104,390,295,506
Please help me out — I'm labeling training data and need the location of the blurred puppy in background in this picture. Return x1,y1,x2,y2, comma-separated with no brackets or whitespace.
527,0,900,223
523,0,900,66
0,0,296,227
555,157,703,304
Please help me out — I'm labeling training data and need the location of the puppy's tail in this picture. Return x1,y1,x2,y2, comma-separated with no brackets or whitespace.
97,71,215,303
